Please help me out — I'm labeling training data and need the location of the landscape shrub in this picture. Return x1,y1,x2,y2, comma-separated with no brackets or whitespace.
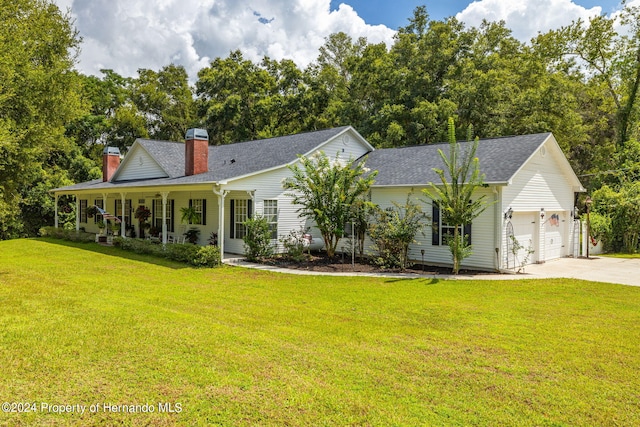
191,246,221,267
46,232,221,268
39,226,95,243
279,228,310,262
367,198,426,270
242,216,274,261
164,243,199,263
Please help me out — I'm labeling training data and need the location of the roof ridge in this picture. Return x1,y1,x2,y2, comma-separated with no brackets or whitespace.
374,132,551,151
224,126,351,145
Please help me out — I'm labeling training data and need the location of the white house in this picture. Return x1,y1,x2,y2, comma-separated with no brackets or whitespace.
51,126,585,271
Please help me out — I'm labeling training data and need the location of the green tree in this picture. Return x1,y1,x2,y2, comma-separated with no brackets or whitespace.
367,197,426,270
0,0,87,238
536,3,640,150
283,152,376,257
131,65,195,142
423,118,490,274
592,181,640,253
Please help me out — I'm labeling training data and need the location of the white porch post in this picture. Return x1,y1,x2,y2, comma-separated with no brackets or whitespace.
75,197,80,231
213,187,228,257
162,192,169,244
538,208,546,263
120,193,127,237
54,194,59,228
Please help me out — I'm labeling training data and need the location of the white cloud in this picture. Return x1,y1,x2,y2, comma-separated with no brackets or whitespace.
456,0,603,41
56,0,395,82
55,0,637,84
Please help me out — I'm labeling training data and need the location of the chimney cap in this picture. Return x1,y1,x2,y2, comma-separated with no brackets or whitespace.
103,146,121,155
185,128,209,141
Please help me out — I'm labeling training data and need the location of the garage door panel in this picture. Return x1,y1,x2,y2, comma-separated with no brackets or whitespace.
507,213,537,267
544,212,565,260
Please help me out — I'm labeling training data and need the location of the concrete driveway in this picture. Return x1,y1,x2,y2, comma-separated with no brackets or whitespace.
227,255,640,286
522,256,640,286
473,256,640,286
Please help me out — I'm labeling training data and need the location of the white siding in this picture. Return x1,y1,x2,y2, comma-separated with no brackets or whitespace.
223,167,308,254
502,143,574,212
221,131,371,254
115,147,168,181
171,191,218,245
368,187,497,271
501,140,577,266
317,132,371,162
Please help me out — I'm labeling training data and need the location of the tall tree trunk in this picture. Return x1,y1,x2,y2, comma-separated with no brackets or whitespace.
617,46,640,148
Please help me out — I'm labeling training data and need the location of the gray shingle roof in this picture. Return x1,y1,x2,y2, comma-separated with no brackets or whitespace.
366,133,551,186
53,126,352,192
139,126,354,181
52,129,553,193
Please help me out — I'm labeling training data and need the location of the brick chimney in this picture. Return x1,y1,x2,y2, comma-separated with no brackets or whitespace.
185,128,209,176
102,146,121,182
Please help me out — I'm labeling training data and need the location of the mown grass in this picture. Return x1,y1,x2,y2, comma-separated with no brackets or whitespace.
1,238,639,426
601,252,640,259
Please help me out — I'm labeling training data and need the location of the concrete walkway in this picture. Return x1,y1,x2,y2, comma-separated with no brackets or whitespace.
223,255,640,287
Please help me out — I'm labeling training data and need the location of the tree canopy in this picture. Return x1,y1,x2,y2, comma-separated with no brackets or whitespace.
2,2,640,243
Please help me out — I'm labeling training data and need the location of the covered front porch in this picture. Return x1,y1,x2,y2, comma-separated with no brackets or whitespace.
52,185,258,256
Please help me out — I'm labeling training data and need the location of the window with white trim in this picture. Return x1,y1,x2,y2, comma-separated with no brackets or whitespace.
431,203,472,246
263,200,278,239
79,200,88,223
94,199,104,224
234,199,248,239
153,199,174,232
230,199,253,239
115,199,132,226
188,199,206,225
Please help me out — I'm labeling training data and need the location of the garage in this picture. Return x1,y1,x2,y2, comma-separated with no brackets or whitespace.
544,211,567,260
506,212,538,268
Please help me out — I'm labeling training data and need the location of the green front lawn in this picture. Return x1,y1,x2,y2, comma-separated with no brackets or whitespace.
601,252,640,259
1,238,639,426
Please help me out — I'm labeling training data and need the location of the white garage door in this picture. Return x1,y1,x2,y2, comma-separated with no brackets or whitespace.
508,213,537,267
544,211,566,260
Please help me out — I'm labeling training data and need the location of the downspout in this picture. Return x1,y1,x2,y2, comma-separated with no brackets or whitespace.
493,186,500,272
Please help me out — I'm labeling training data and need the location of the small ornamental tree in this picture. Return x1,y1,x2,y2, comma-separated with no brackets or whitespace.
283,151,377,258
367,197,427,270
423,118,490,274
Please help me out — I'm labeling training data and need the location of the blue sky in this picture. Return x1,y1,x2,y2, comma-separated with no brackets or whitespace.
53,0,632,82
329,0,623,29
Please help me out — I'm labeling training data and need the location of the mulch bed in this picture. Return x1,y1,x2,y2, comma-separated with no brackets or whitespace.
257,253,489,276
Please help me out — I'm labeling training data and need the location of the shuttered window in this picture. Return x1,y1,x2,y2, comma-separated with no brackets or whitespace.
230,199,252,239
188,199,207,225
431,202,472,246
79,200,88,223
